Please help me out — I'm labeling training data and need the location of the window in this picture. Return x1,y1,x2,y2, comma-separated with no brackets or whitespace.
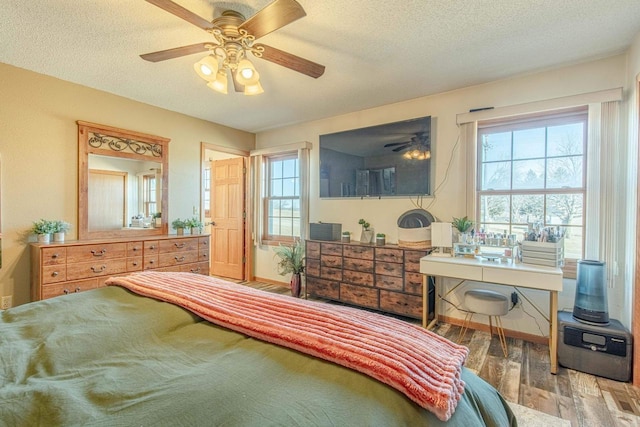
477,109,587,270
263,153,300,242
142,174,157,216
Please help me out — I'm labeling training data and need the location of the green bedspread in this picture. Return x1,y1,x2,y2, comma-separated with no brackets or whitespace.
0,286,516,426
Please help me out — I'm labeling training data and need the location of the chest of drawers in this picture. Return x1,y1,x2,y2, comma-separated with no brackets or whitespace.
305,240,431,319
31,235,210,300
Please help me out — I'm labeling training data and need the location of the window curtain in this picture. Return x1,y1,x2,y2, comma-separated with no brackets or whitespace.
249,142,312,248
586,100,622,288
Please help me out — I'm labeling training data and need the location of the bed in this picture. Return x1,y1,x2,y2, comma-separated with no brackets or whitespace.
0,272,516,426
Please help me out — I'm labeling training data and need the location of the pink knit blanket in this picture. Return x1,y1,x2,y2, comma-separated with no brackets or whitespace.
106,272,469,421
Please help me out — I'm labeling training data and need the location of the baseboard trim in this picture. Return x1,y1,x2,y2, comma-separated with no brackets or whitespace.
440,315,548,345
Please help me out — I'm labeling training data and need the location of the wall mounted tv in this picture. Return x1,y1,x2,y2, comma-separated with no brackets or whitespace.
319,116,432,198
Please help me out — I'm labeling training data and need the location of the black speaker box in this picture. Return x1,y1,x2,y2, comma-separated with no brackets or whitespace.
557,310,632,382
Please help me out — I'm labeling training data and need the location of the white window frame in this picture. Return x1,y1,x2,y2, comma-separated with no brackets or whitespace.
263,153,301,244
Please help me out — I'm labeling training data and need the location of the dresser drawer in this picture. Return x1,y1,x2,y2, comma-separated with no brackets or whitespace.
66,243,127,262
127,241,144,257
404,272,424,295
321,254,342,268
42,279,99,299
159,238,198,253
198,236,210,253
179,261,209,275
198,251,209,263
127,256,143,272
144,240,160,253
144,254,159,270
66,259,127,280
375,261,403,277
42,247,66,266
342,269,374,286
340,284,378,310
343,245,374,260
306,258,320,277
320,266,342,281
306,277,339,300
159,251,199,267
42,265,66,284
379,290,421,319
375,248,404,263
320,242,342,256
404,250,428,272
375,274,403,291
306,241,321,259
343,257,374,272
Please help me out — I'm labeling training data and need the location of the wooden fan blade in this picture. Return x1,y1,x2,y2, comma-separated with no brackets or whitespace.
145,0,214,30
239,0,306,40
384,141,411,148
255,44,325,78
140,43,211,62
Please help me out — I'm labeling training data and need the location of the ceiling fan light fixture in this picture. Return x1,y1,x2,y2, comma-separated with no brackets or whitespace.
194,55,219,82
244,81,264,96
206,70,228,94
236,59,260,86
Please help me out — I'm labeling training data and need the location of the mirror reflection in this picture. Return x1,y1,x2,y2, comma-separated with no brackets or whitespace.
88,154,162,232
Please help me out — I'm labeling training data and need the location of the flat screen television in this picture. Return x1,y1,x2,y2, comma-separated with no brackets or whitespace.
319,116,432,198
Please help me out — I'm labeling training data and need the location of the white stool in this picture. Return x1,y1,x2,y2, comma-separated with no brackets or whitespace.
458,289,509,357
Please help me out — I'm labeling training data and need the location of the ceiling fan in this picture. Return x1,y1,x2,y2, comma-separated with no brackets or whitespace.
384,132,431,160
141,0,325,95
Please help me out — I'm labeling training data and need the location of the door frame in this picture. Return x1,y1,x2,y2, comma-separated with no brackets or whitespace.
200,142,252,281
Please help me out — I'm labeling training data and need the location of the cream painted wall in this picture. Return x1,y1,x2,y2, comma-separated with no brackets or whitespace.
255,54,632,337
0,63,254,307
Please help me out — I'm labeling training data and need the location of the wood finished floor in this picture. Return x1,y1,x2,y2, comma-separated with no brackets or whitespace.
238,280,640,427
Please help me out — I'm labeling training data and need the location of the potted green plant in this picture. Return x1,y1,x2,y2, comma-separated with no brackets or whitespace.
341,231,351,243
172,218,187,235
153,212,162,228
358,218,374,243
51,220,71,242
452,216,474,243
187,217,204,235
375,232,386,246
31,219,56,243
273,240,305,298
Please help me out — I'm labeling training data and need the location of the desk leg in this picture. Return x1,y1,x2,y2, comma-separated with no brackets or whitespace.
550,290,558,374
422,274,428,328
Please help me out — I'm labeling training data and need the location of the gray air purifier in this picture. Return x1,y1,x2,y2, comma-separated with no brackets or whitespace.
573,260,609,325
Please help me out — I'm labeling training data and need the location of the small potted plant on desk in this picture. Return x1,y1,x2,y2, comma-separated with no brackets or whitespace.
375,233,386,246
172,218,188,235
358,218,374,243
187,217,204,235
274,240,305,298
52,220,71,242
452,216,474,243
341,231,351,243
153,212,162,228
31,219,56,243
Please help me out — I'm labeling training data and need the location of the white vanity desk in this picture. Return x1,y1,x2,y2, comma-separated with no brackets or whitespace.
420,255,563,374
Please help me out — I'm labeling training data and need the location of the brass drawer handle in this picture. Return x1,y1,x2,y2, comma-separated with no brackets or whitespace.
51,271,59,277
174,243,186,249
132,261,138,266
52,253,59,259
91,249,106,257
149,245,156,250
91,265,107,273
175,256,186,262
63,289,70,294
132,247,140,251
75,287,81,293
191,268,200,273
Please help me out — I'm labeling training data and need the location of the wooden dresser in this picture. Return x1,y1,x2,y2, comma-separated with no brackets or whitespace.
305,239,431,319
31,234,210,301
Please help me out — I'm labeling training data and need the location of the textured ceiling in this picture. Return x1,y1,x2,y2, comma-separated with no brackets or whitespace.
1,0,640,133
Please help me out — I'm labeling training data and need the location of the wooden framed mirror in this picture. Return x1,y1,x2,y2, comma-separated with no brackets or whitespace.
77,121,169,240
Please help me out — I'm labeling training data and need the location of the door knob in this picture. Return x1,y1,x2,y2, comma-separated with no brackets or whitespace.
208,221,216,226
